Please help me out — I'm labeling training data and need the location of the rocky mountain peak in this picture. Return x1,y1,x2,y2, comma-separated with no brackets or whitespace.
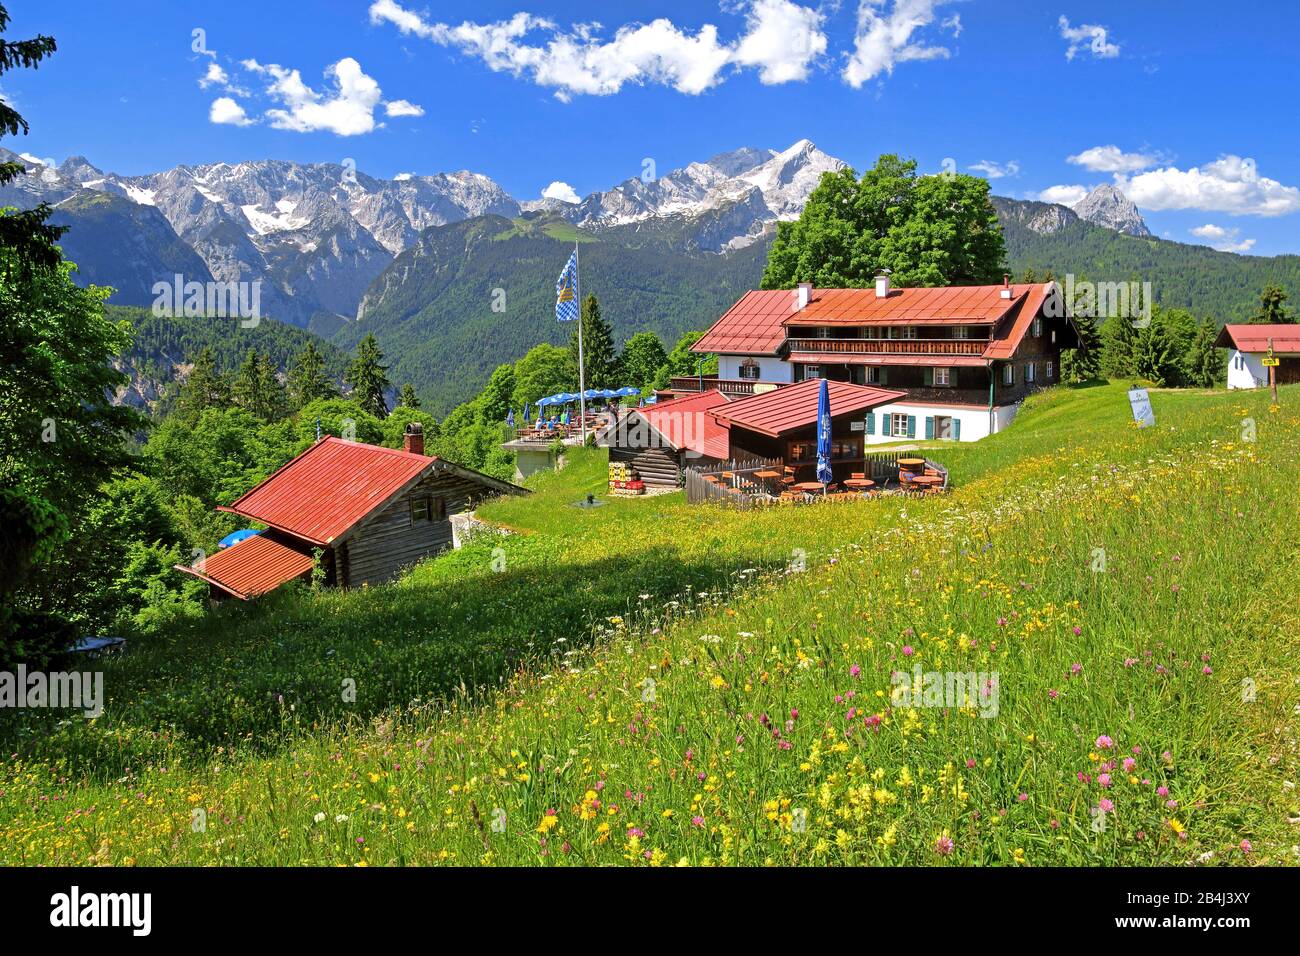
1071,183,1151,237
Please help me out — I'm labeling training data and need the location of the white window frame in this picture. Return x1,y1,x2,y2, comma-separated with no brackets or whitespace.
890,413,910,438
934,367,951,387
1046,360,1054,379
802,365,822,380
864,366,879,384
1002,364,1014,386
1032,317,1043,338
738,360,761,381
952,326,969,339
1026,362,1036,384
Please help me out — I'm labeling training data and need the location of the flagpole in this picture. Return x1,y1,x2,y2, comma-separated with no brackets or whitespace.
575,241,587,445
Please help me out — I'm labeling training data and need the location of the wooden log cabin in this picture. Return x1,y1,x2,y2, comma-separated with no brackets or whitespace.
175,424,526,600
606,390,733,487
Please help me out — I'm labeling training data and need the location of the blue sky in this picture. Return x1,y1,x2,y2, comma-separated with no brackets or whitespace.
6,0,1300,255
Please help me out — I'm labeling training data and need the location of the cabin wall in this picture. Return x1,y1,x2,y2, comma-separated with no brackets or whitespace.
342,470,487,587
609,445,682,487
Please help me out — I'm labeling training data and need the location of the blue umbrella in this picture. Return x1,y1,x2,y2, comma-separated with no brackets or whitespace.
614,386,640,397
219,529,262,549
506,408,515,427
816,378,833,490
523,403,532,423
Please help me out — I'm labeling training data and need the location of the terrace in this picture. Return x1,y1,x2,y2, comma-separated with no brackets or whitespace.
684,452,949,508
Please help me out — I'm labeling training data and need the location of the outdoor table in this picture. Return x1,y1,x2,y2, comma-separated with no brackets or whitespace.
910,475,943,488
898,458,925,468
793,481,826,494
843,477,875,491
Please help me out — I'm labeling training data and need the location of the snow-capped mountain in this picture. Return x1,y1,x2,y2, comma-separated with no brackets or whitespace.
566,139,847,250
1070,183,1151,237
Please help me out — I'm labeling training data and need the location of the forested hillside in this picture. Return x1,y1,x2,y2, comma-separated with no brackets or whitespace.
109,305,349,413
339,212,769,414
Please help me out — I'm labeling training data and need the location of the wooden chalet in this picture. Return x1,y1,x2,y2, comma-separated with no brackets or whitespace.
668,275,1080,442
176,424,526,600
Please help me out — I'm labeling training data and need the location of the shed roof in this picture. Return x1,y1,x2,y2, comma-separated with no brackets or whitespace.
625,390,732,459
710,378,905,437
219,437,523,546
1214,324,1300,353
174,532,316,600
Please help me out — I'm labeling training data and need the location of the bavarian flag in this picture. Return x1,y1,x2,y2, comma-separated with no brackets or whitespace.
555,250,579,322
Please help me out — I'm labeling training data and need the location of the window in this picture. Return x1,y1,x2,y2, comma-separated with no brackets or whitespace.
738,360,761,381
1046,360,1054,380
890,413,910,438
815,326,831,339
952,326,969,339
1026,362,1036,384
934,367,951,387
864,366,879,384
802,365,822,380
410,497,431,523
1032,318,1043,337
1002,364,1014,386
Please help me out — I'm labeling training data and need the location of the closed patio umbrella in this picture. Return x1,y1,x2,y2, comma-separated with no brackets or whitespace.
816,378,833,494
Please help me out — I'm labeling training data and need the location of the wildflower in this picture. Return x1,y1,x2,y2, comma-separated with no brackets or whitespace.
1240,839,1252,855
933,832,954,856
537,811,559,834
1095,735,1114,750
313,812,326,824
850,664,861,679
1097,798,1114,814
334,814,349,823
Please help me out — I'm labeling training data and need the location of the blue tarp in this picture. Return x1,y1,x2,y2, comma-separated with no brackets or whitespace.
219,529,262,549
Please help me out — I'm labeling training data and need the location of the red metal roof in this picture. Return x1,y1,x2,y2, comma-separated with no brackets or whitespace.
221,437,434,545
783,285,1026,326
710,379,906,437
787,352,988,367
175,533,315,600
983,283,1053,359
1215,324,1300,353
632,390,732,459
691,289,794,355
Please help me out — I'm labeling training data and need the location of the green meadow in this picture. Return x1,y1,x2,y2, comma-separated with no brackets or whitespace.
1,382,1296,865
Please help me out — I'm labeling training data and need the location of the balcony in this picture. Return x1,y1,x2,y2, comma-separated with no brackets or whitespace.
785,337,987,356
668,376,787,396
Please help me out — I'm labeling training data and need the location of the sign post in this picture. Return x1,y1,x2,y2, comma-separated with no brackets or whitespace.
1262,338,1279,403
1128,387,1155,428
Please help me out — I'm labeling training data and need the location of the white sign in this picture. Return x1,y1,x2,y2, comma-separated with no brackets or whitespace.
1128,387,1155,428
850,420,865,432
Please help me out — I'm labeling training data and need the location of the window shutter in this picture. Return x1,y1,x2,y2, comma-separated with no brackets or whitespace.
866,413,875,435
881,412,889,435
923,367,933,386
907,415,917,439
924,416,934,440
878,366,888,386
953,418,962,441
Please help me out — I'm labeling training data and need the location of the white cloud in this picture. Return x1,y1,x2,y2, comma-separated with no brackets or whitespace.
941,14,962,38
1120,155,1300,216
368,0,827,99
1068,144,1155,174
241,57,396,136
384,99,424,117
199,62,229,90
1033,184,1090,205
18,152,48,165
844,0,956,88
541,181,581,204
1058,16,1120,61
209,96,254,127
1190,223,1256,254
969,159,1020,179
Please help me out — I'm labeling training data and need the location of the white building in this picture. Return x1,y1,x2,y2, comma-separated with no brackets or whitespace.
1215,324,1300,390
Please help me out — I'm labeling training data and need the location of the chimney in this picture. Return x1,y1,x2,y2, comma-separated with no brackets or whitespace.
403,421,425,456
874,268,891,299
1000,273,1013,299
796,282,813,310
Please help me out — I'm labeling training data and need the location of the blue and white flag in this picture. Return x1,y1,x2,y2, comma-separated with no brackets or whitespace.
555,250,579,322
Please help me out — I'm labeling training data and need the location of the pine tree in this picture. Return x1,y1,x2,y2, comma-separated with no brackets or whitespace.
1099,316,1140,379
176,346,229,422
1184,316,1224,388
346,333,391,419
287,342,336,409
1132,325,1177,386
232,350,287,422
1248,285,1295,324
398,383,420,409
1061,315,1101,383
569,294,616,388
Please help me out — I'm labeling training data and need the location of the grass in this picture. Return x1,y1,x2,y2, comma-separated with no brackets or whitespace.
2,382,1297,865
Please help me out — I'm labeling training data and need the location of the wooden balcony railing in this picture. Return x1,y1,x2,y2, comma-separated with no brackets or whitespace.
668,376,787,396
785,338,987,356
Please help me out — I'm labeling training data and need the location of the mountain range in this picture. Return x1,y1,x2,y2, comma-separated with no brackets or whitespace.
5,141,1296,413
